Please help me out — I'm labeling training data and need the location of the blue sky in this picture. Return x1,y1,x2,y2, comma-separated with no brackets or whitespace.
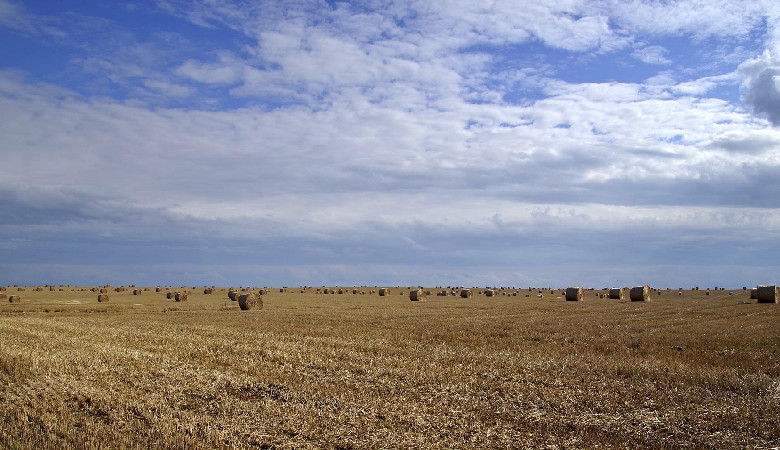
1,0,779,288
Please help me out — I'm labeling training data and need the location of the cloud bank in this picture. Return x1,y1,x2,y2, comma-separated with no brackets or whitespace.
0,0,779,288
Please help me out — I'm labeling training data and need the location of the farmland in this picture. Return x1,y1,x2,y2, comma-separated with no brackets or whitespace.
1,286,778,448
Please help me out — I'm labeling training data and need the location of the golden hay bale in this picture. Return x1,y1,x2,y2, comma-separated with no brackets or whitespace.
204,288,213,294
323,288,330,294
90,287,99,292
156,287,162,292
757,285,778,303
258,289,268,295
97,294,109,302
49,286,56,291
166,292,174,299
565,287,583,301
228,290,239,301
174,292,188,302
238,293,263,310
133,289,141,295
8,295,20,303
630,285,650,302
352,289,358,294
484,289,495,297
409,289,426,301
608,288,625,300
379,288,389,296
460,288,473,298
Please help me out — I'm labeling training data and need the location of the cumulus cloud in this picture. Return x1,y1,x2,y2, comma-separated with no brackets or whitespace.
739,49,780,126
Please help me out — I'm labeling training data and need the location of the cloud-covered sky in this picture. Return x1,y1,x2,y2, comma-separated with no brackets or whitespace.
1,0,779,288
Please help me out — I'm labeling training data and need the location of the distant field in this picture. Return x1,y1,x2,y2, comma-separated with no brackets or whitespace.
1,286,778,448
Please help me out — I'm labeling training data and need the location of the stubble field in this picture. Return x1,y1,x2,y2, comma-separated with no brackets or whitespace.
0,286,778,448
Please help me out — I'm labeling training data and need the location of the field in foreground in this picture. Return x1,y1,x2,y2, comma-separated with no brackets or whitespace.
0,286,778,448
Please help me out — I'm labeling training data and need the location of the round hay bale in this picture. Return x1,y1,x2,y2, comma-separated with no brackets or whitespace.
97,294,109,302
338,288,344,294
228,290,239,301
379,288,389,296
238,293,263,310
156,287,162,292
565,287,583,301
352,289,358,294
133,289,141,295
757,285,778,303
608,288,625,300
460,288,473,298
166,292,174,299
91,287,99,292
204,288,213,294
8,295,21,303
630,285,650,302
484,289,495,297
409,289,426,301
174,292,188,302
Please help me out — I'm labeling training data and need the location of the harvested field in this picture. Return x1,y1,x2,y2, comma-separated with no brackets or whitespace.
0,286,778,448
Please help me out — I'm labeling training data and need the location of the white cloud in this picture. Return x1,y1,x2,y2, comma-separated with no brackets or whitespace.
602,0,767,40
3,1,780,287
738,49,780,125
632,44,671,65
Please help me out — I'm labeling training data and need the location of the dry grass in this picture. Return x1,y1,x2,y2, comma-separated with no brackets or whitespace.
0,287,778,448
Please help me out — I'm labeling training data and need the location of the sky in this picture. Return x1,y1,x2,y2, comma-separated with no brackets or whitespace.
1,0,779,289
